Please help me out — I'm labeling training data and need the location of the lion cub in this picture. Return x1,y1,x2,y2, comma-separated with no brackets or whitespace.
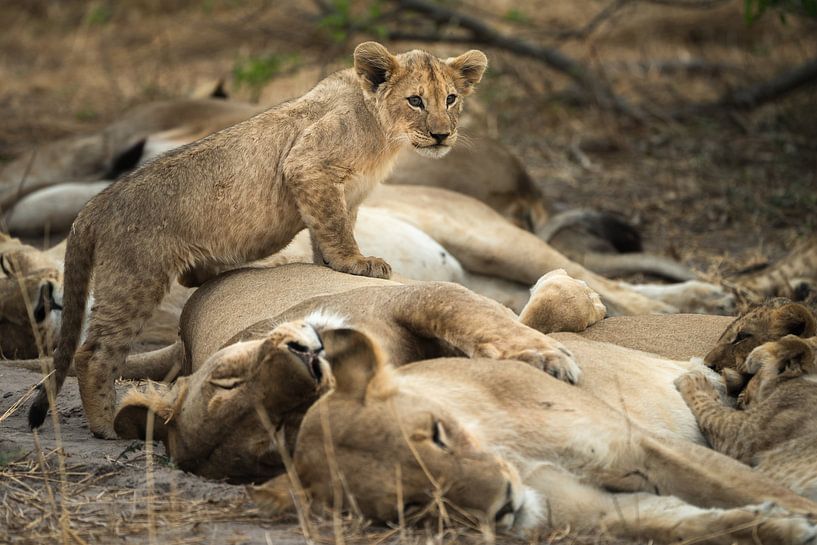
29,42,488,438
677,334,817,500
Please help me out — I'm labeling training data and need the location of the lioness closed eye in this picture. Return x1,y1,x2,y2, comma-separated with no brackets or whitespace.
28,41,487,438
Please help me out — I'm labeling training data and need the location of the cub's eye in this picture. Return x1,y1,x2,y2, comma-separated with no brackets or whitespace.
432,420,449,451
407,96,424,108
446,94,457,106
209,377,244,390
733,331,753,344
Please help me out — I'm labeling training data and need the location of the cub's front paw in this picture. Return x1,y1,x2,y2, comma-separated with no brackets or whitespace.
331,255,392,279
674,370,718,400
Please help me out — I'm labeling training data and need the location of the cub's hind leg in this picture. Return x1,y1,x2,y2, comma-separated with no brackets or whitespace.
76,266,170,438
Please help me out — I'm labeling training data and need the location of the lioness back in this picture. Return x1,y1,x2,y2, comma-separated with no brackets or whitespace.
181,264,397,371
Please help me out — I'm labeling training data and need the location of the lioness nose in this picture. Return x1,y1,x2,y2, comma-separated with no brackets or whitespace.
430,132,450,144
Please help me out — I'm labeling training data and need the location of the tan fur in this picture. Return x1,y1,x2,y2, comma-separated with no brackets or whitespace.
676,335,817,500
254,331,817,544
29,43,488,437
113,263,578,480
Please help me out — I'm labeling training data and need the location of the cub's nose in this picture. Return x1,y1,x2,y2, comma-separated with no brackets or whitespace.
430,132,450,144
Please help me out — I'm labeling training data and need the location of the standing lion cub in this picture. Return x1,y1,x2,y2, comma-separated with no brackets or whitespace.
28,42,488,438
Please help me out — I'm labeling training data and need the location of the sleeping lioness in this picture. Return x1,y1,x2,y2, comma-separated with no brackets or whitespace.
28,42,489,438
112,263,579,481
106,264,817,542
109,265,727,480
252,330,817,544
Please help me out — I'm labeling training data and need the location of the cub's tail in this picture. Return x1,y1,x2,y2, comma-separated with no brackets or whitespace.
28,220,96,429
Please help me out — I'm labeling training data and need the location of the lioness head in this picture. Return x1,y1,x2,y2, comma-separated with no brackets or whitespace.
253,329,533,530
705,299,816,393
738,335,817,407
0,269,62,358
114,320,330,482
354,41,487,158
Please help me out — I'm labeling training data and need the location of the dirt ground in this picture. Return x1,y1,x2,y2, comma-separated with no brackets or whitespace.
1,1,815,544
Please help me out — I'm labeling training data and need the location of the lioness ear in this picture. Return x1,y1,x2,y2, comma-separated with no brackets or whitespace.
322,328,392,402
354,41,398,93
113,387,175,443
0,254,15,276
773,303,817,338
248,474,298,515
446,50,488,95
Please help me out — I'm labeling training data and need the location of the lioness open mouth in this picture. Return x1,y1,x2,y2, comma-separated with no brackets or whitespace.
287,341,325,383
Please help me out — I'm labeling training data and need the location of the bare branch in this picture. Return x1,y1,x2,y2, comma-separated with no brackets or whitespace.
392,0,644,119
674,56,817,117
555,0,630,40
725,57,817,108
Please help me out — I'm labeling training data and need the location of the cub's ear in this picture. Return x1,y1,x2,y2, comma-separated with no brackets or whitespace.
322,328,393,402
113,387,175,443
446,50,488,94
772,303,817,338
248,474,298,515
774,335,817,376
354,41,399,93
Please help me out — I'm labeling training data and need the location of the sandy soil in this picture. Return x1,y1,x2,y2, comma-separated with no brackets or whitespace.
1,365,309,545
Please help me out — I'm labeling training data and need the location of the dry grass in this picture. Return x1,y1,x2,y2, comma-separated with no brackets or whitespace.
0,445,635,545
0,449,265,545
0,1,814,544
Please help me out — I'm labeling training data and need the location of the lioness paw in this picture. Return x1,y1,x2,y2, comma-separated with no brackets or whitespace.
520,270,607,333
504,345,581,385
331,255,392,279
756,515,817,545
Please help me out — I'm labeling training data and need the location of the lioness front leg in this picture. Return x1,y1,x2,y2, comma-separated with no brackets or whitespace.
394,282,580,383
286,162,390,279
531,465,816,545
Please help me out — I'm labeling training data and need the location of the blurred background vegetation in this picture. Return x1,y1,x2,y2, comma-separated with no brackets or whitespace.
0,0,814,272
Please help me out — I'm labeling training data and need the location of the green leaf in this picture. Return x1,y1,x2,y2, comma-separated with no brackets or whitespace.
504,8,529,24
